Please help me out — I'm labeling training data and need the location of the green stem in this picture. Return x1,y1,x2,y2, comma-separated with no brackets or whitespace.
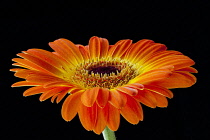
102,127,116,140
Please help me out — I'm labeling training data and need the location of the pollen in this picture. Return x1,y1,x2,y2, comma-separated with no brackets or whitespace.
70,58,139,89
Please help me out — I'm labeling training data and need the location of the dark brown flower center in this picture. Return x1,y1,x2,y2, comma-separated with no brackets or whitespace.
88,66,120,75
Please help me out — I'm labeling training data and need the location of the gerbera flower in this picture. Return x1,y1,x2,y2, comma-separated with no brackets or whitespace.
11,36,197,135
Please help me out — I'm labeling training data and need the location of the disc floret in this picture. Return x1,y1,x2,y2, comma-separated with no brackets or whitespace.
71,58,138,89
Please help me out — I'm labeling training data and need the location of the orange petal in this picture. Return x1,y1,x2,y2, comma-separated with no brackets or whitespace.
26,49,68,70
43,81,73,88
51,93,59,103
124,39,154,61
78,103,97,131
176,67,198,73
12,58,51,74
56,88,72,103
51,87,78,103
93,106,107,134
132,43,167,63
17,53,63,75
133,90,157,108
23,86,49,96
154,71,197,89
12,69,43,79
96,88,110,108
121,96,143,124
109,89,127,109
158,65,175,71
144,85,173,98
108,39,132,58
49,40,78,66
106,103,120,131
57,39,83,62
129,69,172,84
78,45,90,61
146,55,195,70
125,83,144,90
99,38,109,58
88,36,101,60
81,87,100,107
10,68,24,72
39,88,65,101
142,50,183,65
61,91,83,121
86,37,109,59
26,74,65,84
116,86,138,96
12,81,41,87
152,93,168,107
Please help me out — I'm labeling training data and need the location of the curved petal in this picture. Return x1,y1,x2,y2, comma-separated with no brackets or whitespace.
61,91,83,121
152,93,168,107
88,37,110,60
55,88,71,103
96,88,110,108
43,81,73,88
125,83,144,90
108,39,132,58
144,85,173,98
12,69,45,79
49,39,82,66
93,106,107,134
124,39,154,62
129,68,172,84
10,68,23,72
26,49,68,71
99,38,109,58
26,74,66,84
39,87,65,101
133,90,157,108
121,96,143,124
17,53,63,75
145,55,195,70
23,86,49,96
11,69,29,78
81,87,100,107
78,103,97,131
106,103,120,131
133,43,167,64
78,45,90,61
142,50,183,65
12,81,41,87
176,67,198,73
116,86,138,96
12,58,51,74
51,93,59,103
109,89,127,109
88,36,101,60
153,71,197,89
58,39,83,62
50,88,81,103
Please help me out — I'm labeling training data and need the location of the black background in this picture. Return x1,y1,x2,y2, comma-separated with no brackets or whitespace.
1,1,209,140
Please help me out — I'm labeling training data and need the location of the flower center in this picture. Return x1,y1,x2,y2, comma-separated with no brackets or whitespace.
70,59,138,89
88,66,120,76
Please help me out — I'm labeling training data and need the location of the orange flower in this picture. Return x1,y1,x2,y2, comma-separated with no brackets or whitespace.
11,36,197,134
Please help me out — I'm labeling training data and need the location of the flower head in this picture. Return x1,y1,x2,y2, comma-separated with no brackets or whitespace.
11,36,197,134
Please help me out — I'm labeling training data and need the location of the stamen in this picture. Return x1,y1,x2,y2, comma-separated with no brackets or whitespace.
88,66,120,76
70,59,138,89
